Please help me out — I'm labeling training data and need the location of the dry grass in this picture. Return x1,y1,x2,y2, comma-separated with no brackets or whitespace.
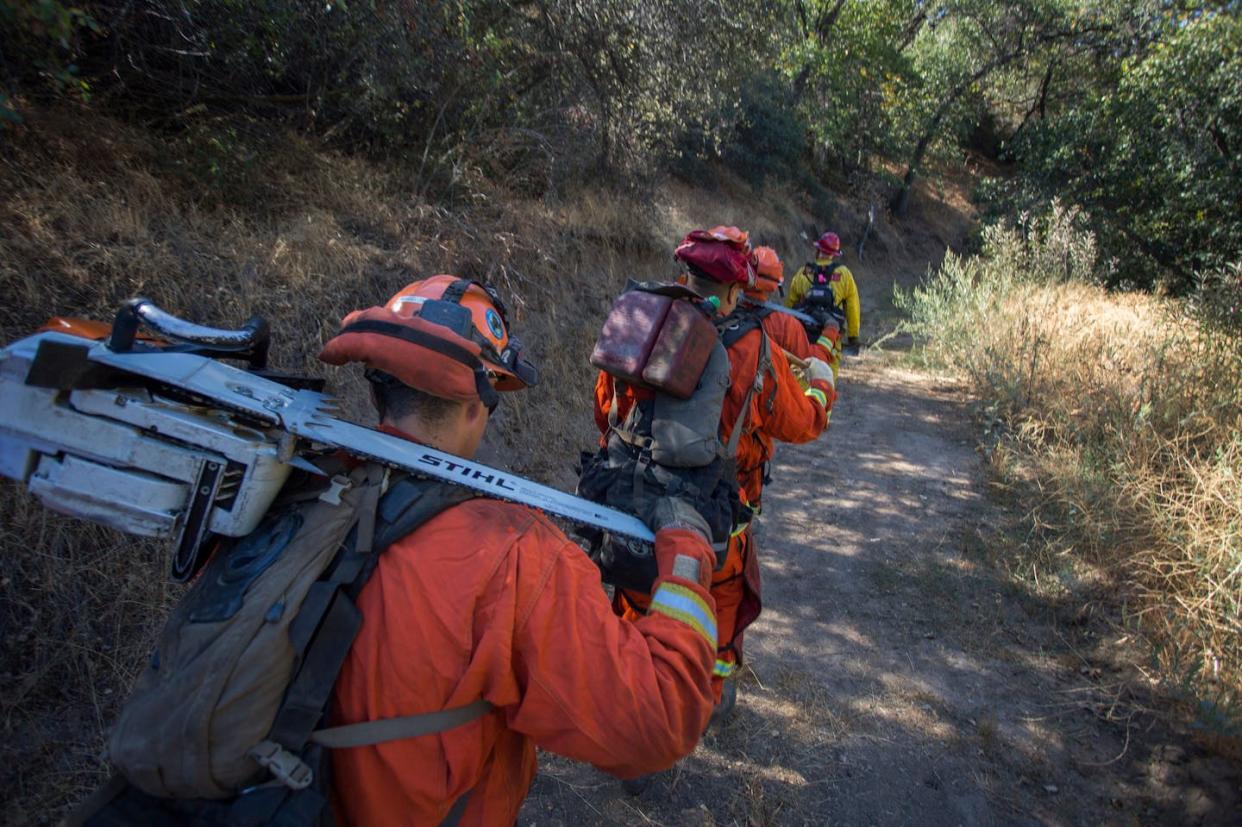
896,207,1242,743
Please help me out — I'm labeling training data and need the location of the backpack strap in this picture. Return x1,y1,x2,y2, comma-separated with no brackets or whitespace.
717,306,763,350
723,329,773,459
308,698,495,749
265,468,481,755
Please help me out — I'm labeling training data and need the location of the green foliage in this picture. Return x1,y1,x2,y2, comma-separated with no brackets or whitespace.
1,0,1237,285
993,8,1242,292
723,73,809,189
1193,265,1242,336
782,0,919,173
676,71,811,190
896,202,1102,369
0,0,100,122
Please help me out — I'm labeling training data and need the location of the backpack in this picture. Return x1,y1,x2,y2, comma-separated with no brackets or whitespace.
72,462,486,827
577,284,775,592
796,262,848,334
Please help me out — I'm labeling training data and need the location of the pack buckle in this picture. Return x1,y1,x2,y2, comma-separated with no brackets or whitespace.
249,740,313,790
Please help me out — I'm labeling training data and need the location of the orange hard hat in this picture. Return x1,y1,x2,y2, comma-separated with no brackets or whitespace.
319,276,538,409
749,246,783,295
706,225,751,252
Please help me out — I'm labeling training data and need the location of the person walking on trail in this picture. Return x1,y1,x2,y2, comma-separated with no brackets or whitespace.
746,245,841,373
785,231,862,356
732,245,839,508
320,276,721,826
593,228,835,711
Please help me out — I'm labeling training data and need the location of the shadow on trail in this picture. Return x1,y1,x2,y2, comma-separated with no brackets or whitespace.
520,357,1241,826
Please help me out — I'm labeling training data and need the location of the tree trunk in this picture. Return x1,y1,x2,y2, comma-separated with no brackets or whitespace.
792,0,848,97
891,54,1016,216
1009,60,1055,148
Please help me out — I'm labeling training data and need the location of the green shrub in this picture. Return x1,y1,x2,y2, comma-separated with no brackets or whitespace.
0,0,100,121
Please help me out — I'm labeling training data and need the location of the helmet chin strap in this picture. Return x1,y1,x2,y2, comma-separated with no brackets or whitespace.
473,366,500,413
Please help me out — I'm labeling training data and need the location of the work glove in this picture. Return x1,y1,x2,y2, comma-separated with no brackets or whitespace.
645,495,711,540
647,497,715,589
806,357,835,389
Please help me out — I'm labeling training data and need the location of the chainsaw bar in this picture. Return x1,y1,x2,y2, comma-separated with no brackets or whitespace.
759,301,817,325
78,337,656,543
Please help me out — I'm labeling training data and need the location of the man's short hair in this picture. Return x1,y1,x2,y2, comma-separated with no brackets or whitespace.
686,272,735,301
369,371,461,424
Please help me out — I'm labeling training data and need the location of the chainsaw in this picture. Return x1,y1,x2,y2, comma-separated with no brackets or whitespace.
757,301,817,325
0,299,654,581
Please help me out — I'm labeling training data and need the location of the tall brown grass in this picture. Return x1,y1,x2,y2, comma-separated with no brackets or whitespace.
896,205,1242,740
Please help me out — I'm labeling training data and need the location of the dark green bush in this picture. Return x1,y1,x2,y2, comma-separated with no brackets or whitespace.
721,72,809,190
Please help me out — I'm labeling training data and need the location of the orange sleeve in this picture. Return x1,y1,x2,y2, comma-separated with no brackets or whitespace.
754,343,830,444
762,313,807,360
593,370,612,436
506,529,716,778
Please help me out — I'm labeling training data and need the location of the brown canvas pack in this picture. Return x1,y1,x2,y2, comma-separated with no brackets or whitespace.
641,299,718,399
107,463,382,799
589,282,716,399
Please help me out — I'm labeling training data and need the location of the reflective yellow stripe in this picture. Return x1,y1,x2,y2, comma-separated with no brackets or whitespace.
650,582,717,647
730,521,750,538
816,335,833,350
714,659,737,678
805,387,827,408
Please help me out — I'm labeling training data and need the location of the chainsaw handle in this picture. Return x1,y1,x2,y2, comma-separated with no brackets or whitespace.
109,297,271,369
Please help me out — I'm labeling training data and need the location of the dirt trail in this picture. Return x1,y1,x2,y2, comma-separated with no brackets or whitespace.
520,349,1241,825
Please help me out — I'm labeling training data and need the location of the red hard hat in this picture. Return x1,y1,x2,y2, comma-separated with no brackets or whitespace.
319,276,538,408
814,232,842,257
749,246,784,295
674,227,755,286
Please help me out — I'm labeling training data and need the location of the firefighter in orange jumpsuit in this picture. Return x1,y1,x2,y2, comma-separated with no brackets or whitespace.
733,246,840,507
319,276,721,826
745,245,840,372
593,229,834,705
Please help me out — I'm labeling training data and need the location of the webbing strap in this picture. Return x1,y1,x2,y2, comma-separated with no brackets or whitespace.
605,378,653,453
606,376,621,433
813,261,842,282
268,589,362,750
309,699,495,749
440,278,473,305
611,425,654,451
724,331,772,458
340,318,500,410
269,470,478,754
760,332,778,414
441,788,474,827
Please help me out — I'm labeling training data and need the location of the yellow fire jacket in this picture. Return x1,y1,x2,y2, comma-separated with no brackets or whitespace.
785,257,861,339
